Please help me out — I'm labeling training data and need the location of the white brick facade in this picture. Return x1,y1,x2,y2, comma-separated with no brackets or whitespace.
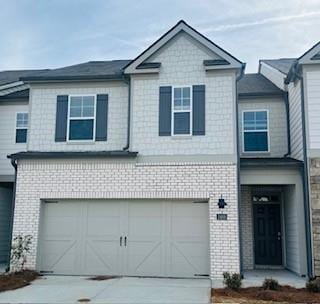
12,158,240,278
28,81,128,152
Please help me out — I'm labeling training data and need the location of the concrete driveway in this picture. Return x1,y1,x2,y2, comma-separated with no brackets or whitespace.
0,276,211,304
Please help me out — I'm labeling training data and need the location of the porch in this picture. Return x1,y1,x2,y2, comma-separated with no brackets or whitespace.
240,160,308,281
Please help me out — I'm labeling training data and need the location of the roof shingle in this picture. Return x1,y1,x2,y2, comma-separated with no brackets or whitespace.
237,73,285,97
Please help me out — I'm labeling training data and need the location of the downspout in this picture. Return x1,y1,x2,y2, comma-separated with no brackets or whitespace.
292,64,314,278
7,158,17,272
283,92,291,157
236,63,246,275
122,76,131,151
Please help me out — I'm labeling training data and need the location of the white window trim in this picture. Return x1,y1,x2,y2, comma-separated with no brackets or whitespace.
242,109,270,153
66,94,96,142
15,111,28,144
171,85,193,136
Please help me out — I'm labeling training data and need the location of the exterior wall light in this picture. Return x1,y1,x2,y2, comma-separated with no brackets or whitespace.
218,195,227,209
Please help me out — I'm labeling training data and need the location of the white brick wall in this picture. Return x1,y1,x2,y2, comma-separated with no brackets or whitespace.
12,159,239,278
238,97,288,157
28,81,128,151
131,32,237,157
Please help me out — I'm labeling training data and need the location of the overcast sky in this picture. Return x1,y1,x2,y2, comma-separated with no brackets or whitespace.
0,0,319,72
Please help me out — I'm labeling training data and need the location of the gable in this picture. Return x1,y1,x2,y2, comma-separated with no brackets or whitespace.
298,41,320,65
124,20,243,74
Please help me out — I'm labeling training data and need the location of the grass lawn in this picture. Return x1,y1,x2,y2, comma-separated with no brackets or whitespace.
0,270,38,292
212,286,320,303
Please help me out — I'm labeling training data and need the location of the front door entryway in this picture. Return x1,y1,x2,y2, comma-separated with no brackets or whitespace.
253,203,282,266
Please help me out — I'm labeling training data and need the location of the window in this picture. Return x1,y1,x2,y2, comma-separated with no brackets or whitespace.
16,113,28,143
68,96,95,141
172,87,192,135
243,110,269,152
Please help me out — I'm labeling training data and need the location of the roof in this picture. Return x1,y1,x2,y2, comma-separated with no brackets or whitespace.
21,60,131,82
8,150,138,160
260,58,296,75
124,20,244,74
0,69,49,86
237,73,285,97
240,157,303,167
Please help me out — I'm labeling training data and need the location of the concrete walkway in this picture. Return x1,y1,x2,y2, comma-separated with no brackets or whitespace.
0,276,211,304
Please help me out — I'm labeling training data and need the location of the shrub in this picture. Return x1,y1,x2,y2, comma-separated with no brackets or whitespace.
223,272,242,291
10,235,33,273
306,278,320,292
262,278,280,291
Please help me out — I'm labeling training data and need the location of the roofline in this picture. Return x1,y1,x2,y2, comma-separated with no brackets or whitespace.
240,157,303,168
124,20,243,72
20,74,128,83
258,60,289,76
0,81,24,91
238,92,286,99
8,151,138,160
298,40,320,61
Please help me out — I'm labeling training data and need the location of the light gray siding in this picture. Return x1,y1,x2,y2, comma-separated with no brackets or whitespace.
238,97,288,157
27,81,128,152
0,185,13,263
288,80,304,160
0,101,28,177
130,32,237,158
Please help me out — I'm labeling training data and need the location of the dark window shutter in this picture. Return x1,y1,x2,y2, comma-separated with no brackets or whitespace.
55,95,68,142
159,86,172,136
192,85,205,135
95,94,108,141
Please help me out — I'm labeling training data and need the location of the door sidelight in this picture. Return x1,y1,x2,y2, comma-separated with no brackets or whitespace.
120,236,123,246
124,236,127,247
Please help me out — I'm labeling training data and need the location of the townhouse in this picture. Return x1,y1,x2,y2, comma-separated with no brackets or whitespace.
0,20,318,281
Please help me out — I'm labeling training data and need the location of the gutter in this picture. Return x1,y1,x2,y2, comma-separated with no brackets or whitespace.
292,63,314,278
284,92,292,157
7,159,17,271
123,76,131,150
236,63,246,275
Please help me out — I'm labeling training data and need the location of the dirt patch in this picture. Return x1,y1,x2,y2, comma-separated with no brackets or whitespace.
0,270,39,292
213,286,320,303
87,275,117,281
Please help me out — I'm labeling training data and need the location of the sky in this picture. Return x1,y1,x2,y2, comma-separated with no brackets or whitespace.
0,0,319,73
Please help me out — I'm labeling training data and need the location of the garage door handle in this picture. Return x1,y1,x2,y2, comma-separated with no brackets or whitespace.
124,236,127,247
120,236,122,246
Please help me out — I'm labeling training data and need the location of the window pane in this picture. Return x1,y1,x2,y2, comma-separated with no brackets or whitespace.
82,106,94,117
174,112,190,135
182,98,190,110
174,88,181,99
83,96,94,106
244,131,268,152
256,111,267,120
70,97,81,107
182,87,190,98
244,112,254,121
16,129,27,143
70,106,81,117
69,119,94,140
16,113,28,127
174,98,181,110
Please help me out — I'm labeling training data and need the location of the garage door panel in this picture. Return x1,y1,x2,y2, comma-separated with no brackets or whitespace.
83,240,121,275
127,241,163,276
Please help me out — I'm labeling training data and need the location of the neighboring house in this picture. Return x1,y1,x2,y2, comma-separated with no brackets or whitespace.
260,42,320,276
0,20,315,281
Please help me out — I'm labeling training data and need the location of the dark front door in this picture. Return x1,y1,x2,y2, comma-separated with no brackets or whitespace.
253,204,282,265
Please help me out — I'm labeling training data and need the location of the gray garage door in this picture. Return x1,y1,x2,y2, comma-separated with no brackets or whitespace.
39,200,209,278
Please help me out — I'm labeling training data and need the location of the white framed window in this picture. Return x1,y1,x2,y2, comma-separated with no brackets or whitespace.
171,86,192,135
243,110,269,152
67,95,96,141
15,112,28,143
